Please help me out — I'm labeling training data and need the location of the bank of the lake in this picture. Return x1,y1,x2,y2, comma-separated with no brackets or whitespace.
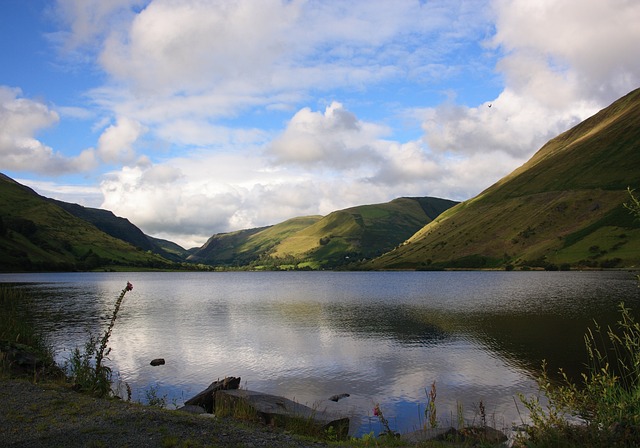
0,377,334,448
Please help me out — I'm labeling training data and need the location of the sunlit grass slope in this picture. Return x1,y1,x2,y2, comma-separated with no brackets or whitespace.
188,197,457,269
188,216,322,266
0,174,174,271
370,88,640,270
270,197,458,268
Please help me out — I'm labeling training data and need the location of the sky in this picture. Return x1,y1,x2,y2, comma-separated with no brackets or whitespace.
1,0,639,249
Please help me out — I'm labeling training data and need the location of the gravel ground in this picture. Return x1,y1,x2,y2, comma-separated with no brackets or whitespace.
0,378,335,448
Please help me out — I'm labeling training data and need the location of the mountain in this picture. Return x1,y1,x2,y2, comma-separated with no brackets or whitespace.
189,197,458,269
188,216,322,267
47,198,187,262
369,88,640,270
0,174,177,271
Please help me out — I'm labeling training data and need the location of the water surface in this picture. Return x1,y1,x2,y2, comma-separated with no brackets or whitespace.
2,271,638,436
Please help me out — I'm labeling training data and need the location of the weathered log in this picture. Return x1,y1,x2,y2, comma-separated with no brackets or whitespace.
216,389,350,439
183,376,240,413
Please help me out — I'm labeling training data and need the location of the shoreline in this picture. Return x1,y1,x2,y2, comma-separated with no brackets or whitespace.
0,377,332,448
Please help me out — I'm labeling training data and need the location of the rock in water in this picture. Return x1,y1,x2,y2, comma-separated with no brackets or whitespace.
183,376,241,413
328,393,350,402
150,358,165,366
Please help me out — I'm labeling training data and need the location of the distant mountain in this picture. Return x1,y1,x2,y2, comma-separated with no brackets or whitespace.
148,236,192,260
0,174,178,271
189,197,458,269
369,88,640,270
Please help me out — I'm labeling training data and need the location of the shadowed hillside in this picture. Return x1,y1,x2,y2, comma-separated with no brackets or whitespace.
0,174,177,271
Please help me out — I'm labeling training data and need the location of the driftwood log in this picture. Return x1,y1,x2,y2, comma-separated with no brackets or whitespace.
182,376,241,413
216,389,350,439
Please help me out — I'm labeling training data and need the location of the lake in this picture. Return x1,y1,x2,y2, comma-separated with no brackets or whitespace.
2,270,639,436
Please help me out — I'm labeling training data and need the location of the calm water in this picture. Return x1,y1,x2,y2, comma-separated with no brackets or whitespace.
2,271,639,436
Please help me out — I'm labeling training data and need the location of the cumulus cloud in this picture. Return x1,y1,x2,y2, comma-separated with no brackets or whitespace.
421,89,592,158
54,0,145,50
96,116,145,163
99,0,299,96
0,86,96,174
491,0,640,105
368,141,441,186
268,102,387,169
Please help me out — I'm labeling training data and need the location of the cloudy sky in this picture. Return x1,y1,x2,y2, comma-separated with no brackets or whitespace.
1,0,639,248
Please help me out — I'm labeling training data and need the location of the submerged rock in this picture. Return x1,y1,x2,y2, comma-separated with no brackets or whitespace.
328,393,350,402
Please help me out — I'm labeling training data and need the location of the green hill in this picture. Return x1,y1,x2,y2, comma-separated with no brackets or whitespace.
187,216,322,267
188,197,457,269
48,199,187,262
0,174,176,271
370,88,640,270
270,197,458,268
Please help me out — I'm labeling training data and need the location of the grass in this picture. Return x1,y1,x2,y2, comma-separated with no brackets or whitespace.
516,303,640,447
0,285,57,379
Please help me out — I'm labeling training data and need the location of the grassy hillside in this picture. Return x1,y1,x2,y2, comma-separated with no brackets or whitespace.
0,174,176,271
188,197,457,269
187,216,322,267
268,197,457,269
49,199,187,262
370,88,640,270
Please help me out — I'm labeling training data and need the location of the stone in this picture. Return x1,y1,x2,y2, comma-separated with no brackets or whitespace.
328,393,350,402
176,404,206,414
216,389,350,439
150,358,165,366
184,376,241,413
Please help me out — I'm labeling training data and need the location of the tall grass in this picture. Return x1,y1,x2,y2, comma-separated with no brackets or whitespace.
518,303,640,447
0,285,53,360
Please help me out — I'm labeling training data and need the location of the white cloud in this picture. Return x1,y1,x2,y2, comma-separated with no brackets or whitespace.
96,116,145,163
17,178,104,208
421,88,594,158
54,0,146,50
99,0,299,96
268,102,387,169
0,86,97,175
491,0,640,104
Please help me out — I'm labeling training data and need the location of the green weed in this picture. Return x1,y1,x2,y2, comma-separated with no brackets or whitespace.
143,384,168,408
65,282,133,398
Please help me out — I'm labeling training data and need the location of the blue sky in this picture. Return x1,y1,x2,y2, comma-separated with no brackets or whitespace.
1,0,639,248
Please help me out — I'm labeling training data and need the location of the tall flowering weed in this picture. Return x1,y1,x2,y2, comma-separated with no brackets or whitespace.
66,282,133,397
